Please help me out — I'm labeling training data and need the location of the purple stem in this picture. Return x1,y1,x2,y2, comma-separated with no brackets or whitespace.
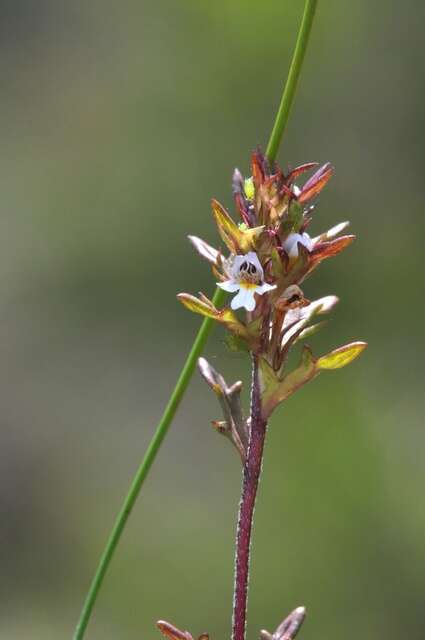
232,354,268,640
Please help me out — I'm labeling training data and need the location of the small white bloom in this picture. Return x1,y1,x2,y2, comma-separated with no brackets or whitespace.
282,232,314,258
281,295,339,347
217,251,276,312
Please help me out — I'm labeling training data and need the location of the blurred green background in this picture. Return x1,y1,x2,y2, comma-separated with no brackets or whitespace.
0,0,424,638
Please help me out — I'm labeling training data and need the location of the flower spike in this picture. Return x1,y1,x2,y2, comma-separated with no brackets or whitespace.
178,148,366,420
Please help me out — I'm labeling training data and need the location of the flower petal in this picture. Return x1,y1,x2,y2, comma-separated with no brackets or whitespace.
217,280,240,293
230,288,248,310
230,287,257,312
232,255,246,274
244,251,263,272
283,232,314,258
285,234,302,257
281,295,339,348
256,282,276,295
244,289,257,312
231,252,264,280
300,232,314,251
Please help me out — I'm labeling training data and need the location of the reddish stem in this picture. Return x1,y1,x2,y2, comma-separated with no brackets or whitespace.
232,355,267,640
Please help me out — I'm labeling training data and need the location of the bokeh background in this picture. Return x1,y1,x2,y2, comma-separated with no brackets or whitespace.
1,1,424,638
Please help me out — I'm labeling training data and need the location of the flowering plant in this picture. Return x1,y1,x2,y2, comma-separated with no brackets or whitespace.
179,151,366,425
159,150,367,640
73,3,368,639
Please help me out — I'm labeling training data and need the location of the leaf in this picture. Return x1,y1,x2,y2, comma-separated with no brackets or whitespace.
270,247,284,278
299,163,333,203
279,200,304,235
211,198,264,253
298,295,336,322
198,357,247,461
198,356,226,394
224,333,250,353
261,341,367,418
312,221,350,243
274,242,310,296
218,307,251,338
177,293,217,319
317,341,367,370
177,293,254,344
211,199,240,253
259,356,279,399
286,162,318,183
232,168,252,226
157,621,193,640
293,320,327,343
311,235,355,261
188,235,219,265
261,346,318,419
243,176,255,200
265,606,307,640
251,150,266,188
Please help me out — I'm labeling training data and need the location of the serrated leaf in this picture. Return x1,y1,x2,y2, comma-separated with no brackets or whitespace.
317,341,367,370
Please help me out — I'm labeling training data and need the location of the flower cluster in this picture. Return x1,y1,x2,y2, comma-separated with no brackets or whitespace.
178,151,366,425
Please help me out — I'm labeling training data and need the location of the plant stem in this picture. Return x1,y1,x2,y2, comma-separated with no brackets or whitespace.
265,0,318,165
73,1,318,636
232,355,267,640
73,287,226,640
233,6,319,638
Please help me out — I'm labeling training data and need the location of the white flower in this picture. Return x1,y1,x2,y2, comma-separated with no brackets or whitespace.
217,251,276,312
282,232,314,258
